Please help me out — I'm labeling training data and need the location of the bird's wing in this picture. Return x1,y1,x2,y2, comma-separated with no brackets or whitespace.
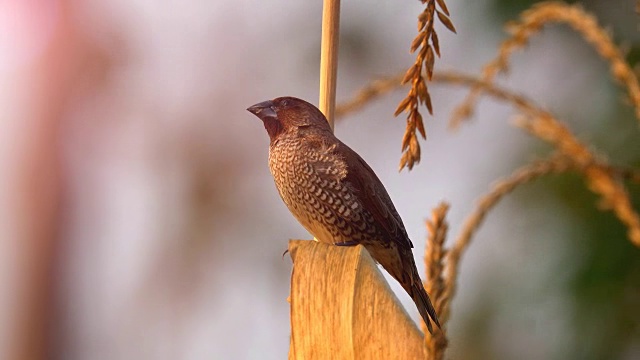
303,138,349,182
338,142,414,249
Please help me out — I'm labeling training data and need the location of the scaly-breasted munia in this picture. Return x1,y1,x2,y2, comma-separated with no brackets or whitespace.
247,96,440,333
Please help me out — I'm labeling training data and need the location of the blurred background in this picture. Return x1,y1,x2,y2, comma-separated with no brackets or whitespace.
0,0,638,359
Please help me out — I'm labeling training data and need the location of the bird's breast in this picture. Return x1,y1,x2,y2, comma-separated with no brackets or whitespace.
267,138,380,245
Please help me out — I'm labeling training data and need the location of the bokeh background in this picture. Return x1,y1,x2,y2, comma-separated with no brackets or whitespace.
0,0,639,359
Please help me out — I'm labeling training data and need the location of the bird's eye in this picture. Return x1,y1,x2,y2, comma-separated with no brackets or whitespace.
281,100,289,107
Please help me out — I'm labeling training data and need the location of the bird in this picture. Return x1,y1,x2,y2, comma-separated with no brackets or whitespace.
247,96,440,333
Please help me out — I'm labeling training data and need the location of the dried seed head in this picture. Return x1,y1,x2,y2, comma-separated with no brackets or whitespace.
396,0,455,171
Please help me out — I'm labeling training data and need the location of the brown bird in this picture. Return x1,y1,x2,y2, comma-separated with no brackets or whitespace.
247,96,440,333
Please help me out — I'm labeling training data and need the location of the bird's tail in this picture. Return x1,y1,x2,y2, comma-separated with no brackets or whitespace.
370,245,441,334
407,278,440,334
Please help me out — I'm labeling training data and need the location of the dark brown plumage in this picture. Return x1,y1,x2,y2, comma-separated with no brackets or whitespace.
247,96,440,333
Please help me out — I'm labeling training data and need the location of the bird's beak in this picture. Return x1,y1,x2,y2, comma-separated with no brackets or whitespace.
247,100,277,120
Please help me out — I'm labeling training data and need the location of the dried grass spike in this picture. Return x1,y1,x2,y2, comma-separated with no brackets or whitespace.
425,46,435,78
416,112,426,138
401,125,413,151
411,32,428,53
424,92,433,114
396,0,455,171
436,0,450,16
423,202,450,359
432,31,441,56
398,152,410,172
436,11,457,33
394,97,413,117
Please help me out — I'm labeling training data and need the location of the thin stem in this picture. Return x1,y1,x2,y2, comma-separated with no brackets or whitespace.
319,0,340,131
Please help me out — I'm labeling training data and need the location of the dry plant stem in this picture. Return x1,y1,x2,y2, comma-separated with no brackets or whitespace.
337,69,640,247
395,0,455,171
608,165,640,183
443,154,573,323
443,72,640,247
339,69,640,181
335,74,404,118
336,70,540,119
516,115,640,246
435,71,544,115
423,202,450,360
319,0,341,130
450,1,640,128
437,71,640,247
340,69,640,167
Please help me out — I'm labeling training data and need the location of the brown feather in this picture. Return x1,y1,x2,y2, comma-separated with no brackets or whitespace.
340,145,414,249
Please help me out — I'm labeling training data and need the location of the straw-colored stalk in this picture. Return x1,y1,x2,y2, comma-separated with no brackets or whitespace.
318,0,341,130
444,154,573,324
450,1,640,128
515,114,640,246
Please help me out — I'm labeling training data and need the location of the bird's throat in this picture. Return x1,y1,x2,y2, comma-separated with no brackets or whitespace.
263,118,283,142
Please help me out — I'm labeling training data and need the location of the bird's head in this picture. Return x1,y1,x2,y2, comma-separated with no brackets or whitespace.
247,96,331,141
